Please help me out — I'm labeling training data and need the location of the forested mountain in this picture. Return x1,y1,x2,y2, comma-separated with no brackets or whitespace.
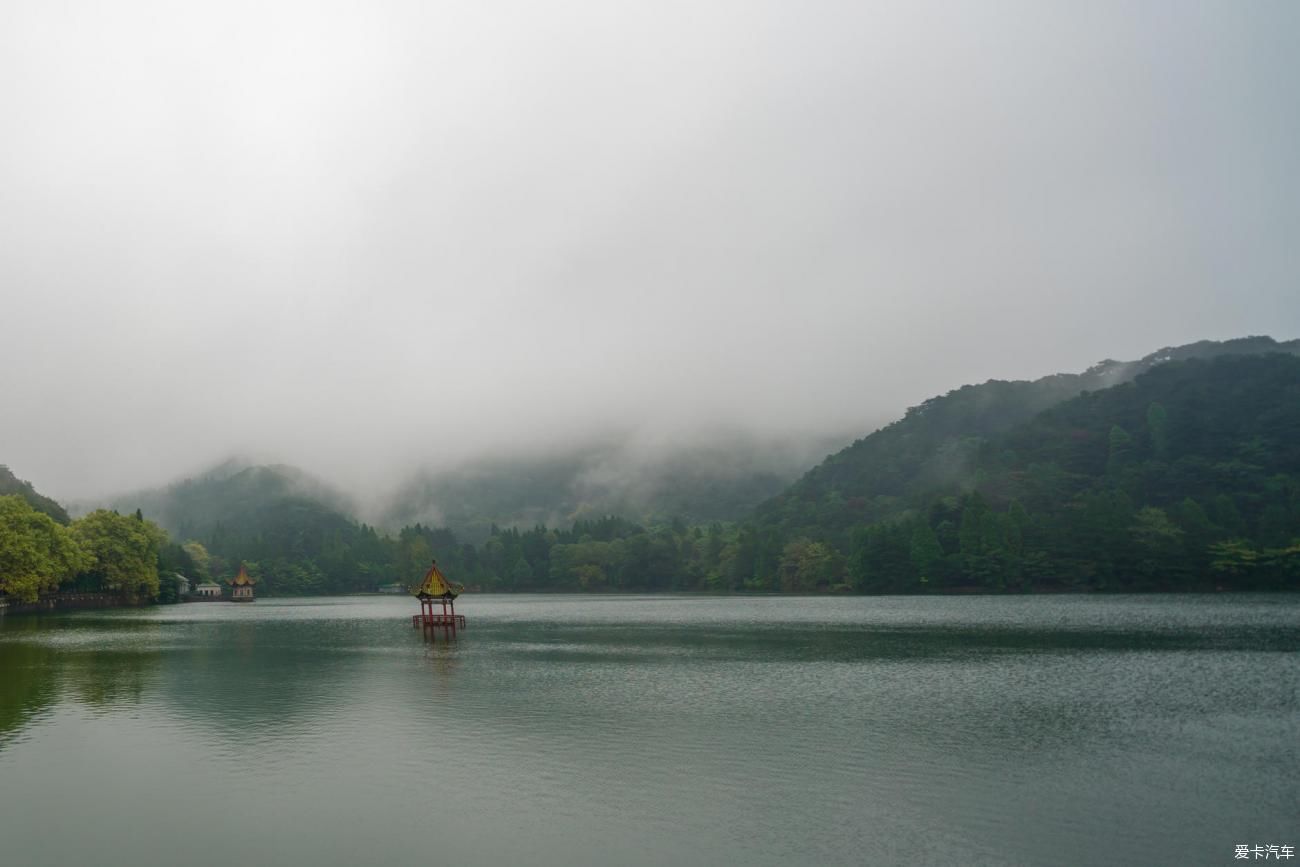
99,460,356,541
381,432,840,541
753,336,1300,545
0,466,69,524
755,353,1300,592
93,461,389,595
387,345,1300,595
6,337,1297,600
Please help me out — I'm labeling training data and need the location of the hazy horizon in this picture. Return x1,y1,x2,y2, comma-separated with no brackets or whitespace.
4,0,1298,501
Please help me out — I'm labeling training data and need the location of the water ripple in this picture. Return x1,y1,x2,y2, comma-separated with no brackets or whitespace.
0,594,1296,867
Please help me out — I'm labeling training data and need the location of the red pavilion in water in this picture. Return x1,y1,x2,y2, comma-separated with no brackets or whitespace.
411,560,465,635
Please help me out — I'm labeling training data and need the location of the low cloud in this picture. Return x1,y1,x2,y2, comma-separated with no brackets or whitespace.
2,0,1297,500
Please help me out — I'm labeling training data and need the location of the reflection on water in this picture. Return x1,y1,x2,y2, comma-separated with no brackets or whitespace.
0,595,1296,867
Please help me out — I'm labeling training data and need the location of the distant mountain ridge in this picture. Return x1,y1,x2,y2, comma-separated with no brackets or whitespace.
826,352,1300,592
90,336,1300,548
5,334,1296,597
753,336,1300,543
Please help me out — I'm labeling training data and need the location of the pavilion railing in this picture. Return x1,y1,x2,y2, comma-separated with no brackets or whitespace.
411,613,466,628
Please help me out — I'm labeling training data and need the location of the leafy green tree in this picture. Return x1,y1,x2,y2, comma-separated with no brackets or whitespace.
1130,507,1185,587
510,556,534,586
181,540,212,579
1260,542,1300,589
574,563,607,589
958,493,990,557
70,510,164,600
1208,539,1258,587
1171,497,1217,567
1107,425,1134,476
0,495,86,602
1257,504,1292,548
908,521,943,584
156,541,199,603
1006,501,1030,557
1146,402,1169,459
1209,496,1247,537
778,538,837,592
848,523,913,592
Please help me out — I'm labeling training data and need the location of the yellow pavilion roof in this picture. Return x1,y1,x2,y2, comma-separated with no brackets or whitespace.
414,561,463,599
229,564,255,586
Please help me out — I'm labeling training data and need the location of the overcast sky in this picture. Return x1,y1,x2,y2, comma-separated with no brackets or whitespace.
2,0,1297,499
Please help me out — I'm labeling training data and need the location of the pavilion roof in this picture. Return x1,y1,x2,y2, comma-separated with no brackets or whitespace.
229,564,255,586
415,561,463,599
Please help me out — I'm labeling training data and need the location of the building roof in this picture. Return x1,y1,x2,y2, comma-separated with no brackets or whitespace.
415,561,463,599
229,564,255,586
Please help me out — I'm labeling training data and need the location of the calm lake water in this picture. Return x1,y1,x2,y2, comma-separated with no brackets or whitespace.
1,595,1296,866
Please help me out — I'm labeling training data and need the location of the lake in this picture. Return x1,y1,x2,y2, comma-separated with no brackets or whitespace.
1,595,1296,866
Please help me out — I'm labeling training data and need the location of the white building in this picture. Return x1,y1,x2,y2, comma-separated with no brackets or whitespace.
193,581,223,599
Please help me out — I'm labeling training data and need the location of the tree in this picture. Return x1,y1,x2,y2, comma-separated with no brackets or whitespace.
70,510,164,600
1208,539,1258,587
908,521,943,584
957,493,1007,588
1257,504,1292,548
181,540,212,579
848,523,912,592
958,493,991,557
1107,425,1134,476
0,495,86,602
1260,542,1300,589
157,541,199,603
1006,501,1030,557
778,538,837,592
510,556,534,587
1146,402,1169,459
1130,507,1185,587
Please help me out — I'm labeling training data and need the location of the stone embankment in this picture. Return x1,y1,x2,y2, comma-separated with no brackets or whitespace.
0,592,131,617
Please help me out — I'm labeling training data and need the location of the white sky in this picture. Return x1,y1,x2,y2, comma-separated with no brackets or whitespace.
2,0,1297,499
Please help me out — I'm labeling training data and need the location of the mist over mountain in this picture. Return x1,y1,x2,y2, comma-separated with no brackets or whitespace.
3,2,1297,506
7,334,1298,598
71,335,1298,556
86,429,851,543
378,429,848,541
88,459,356,541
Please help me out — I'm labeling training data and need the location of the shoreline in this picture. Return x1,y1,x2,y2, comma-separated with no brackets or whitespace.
0,592,136,618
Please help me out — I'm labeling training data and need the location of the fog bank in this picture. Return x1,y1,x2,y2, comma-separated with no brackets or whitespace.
2,0,1297,500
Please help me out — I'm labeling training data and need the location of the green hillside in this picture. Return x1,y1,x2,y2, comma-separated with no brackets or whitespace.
11,336,1295,598
753,336,1300,546
102,462,393,594
104,460,355,539
0,466,70,524
796,354,1300,592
